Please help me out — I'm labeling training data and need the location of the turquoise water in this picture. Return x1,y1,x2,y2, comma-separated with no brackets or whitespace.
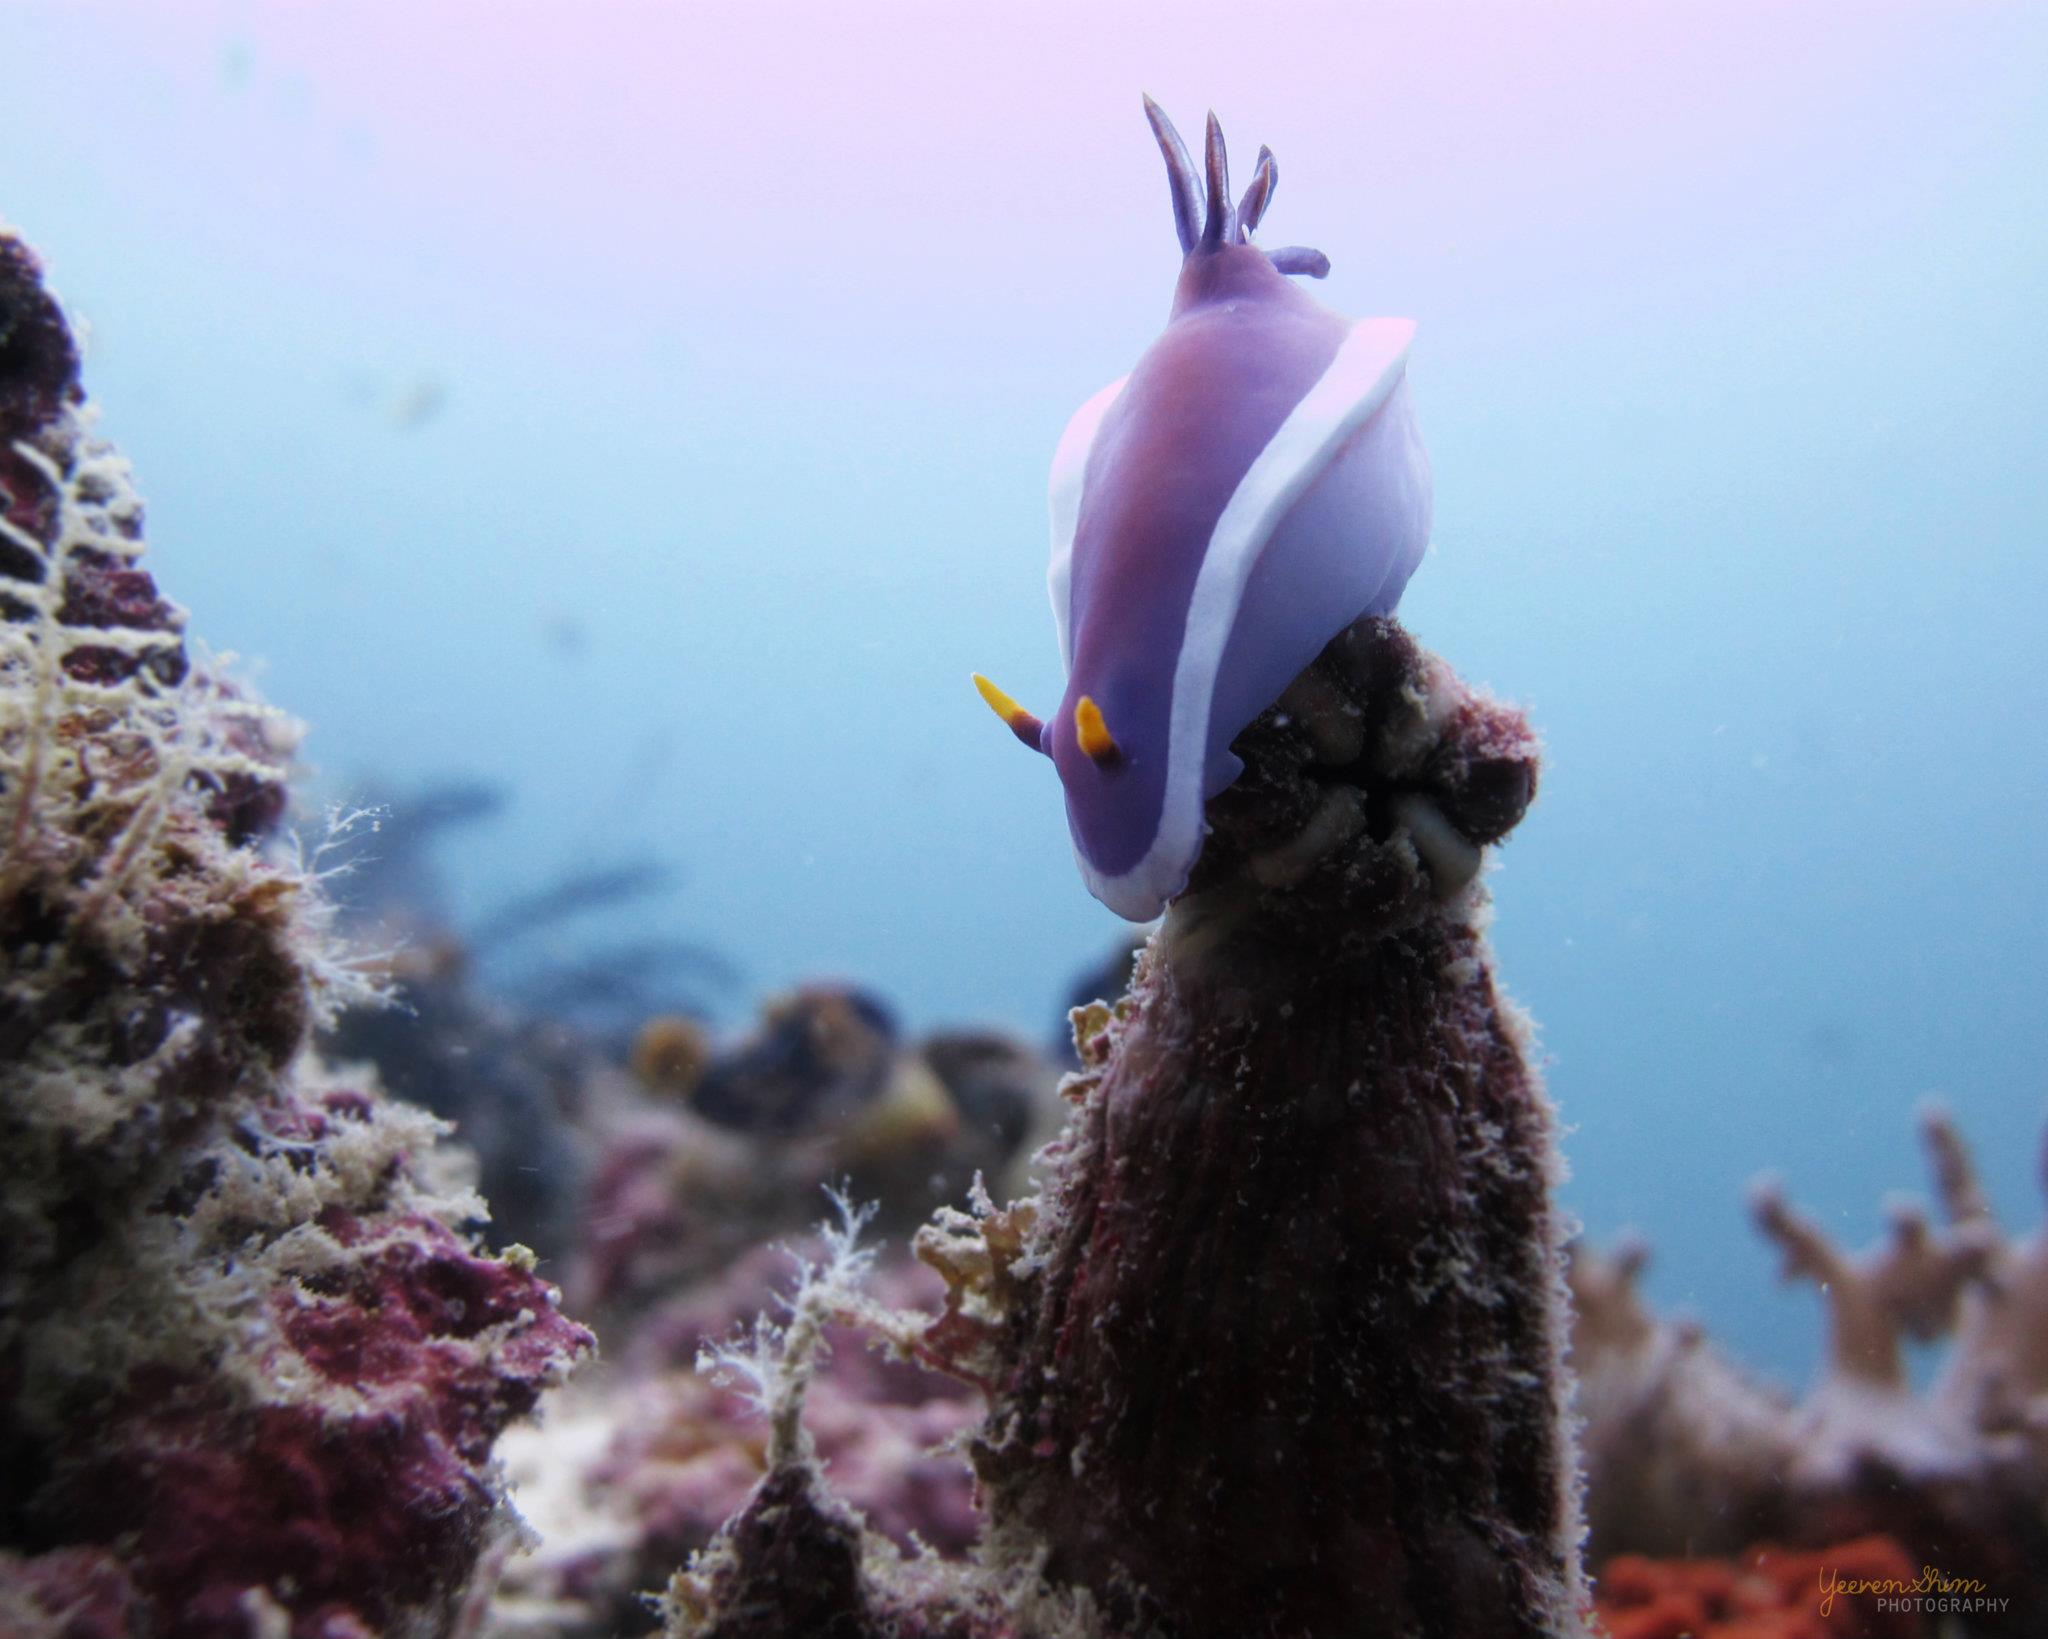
4,3,2043,1385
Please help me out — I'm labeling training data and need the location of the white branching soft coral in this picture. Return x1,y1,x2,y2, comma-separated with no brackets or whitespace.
659,1191,890,1636
696,1187,880,1468
651,1192,1102,1639
485,1227,1005,1639
0,223,592,1639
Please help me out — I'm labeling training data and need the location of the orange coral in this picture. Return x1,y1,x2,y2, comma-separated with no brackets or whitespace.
1595,1538,1927,1639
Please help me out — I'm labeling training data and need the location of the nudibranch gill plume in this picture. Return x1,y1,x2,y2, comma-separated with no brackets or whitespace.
976,98,1432,921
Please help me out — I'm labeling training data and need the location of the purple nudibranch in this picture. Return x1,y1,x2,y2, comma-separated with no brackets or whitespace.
977,97,1433,920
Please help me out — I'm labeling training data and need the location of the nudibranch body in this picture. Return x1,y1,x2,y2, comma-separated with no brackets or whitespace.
978,100,1432,921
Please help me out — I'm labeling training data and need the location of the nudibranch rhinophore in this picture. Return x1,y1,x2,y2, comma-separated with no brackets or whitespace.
975,97,1432,921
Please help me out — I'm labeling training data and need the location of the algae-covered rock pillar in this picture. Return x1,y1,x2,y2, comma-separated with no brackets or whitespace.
960,618,1587,1639
0,222,592,1639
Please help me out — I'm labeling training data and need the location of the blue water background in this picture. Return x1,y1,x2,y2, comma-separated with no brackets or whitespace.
4,3,2044,1391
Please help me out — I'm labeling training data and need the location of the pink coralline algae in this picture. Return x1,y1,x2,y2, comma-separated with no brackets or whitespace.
668,617,1587,1639
0,224,592,1638
1570,1105,2048,1633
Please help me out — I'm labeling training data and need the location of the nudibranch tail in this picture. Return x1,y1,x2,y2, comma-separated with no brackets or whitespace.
972,673,1048,754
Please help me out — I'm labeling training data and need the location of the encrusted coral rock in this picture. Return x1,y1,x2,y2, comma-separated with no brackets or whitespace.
325,940,596,1262
914,618,1584,1639
0,1546,145,1639
0,224,592,1638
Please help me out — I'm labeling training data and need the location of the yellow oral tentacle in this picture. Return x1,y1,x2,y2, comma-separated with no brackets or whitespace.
973,673,1047,752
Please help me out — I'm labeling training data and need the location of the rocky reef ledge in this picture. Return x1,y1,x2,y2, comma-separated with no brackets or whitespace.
0,225,593,1639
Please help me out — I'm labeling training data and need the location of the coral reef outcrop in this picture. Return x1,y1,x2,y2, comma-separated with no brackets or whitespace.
1571,1105,2048,1632
326,936,597,1263
0,224,592,1638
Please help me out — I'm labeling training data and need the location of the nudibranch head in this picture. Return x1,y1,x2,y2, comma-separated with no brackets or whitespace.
979,99,1432,921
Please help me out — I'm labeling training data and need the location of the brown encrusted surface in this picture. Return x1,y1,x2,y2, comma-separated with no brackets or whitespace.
682,1467,885,1639
1183,616,1538,948
0,233,83,599
983,925,1577,1638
